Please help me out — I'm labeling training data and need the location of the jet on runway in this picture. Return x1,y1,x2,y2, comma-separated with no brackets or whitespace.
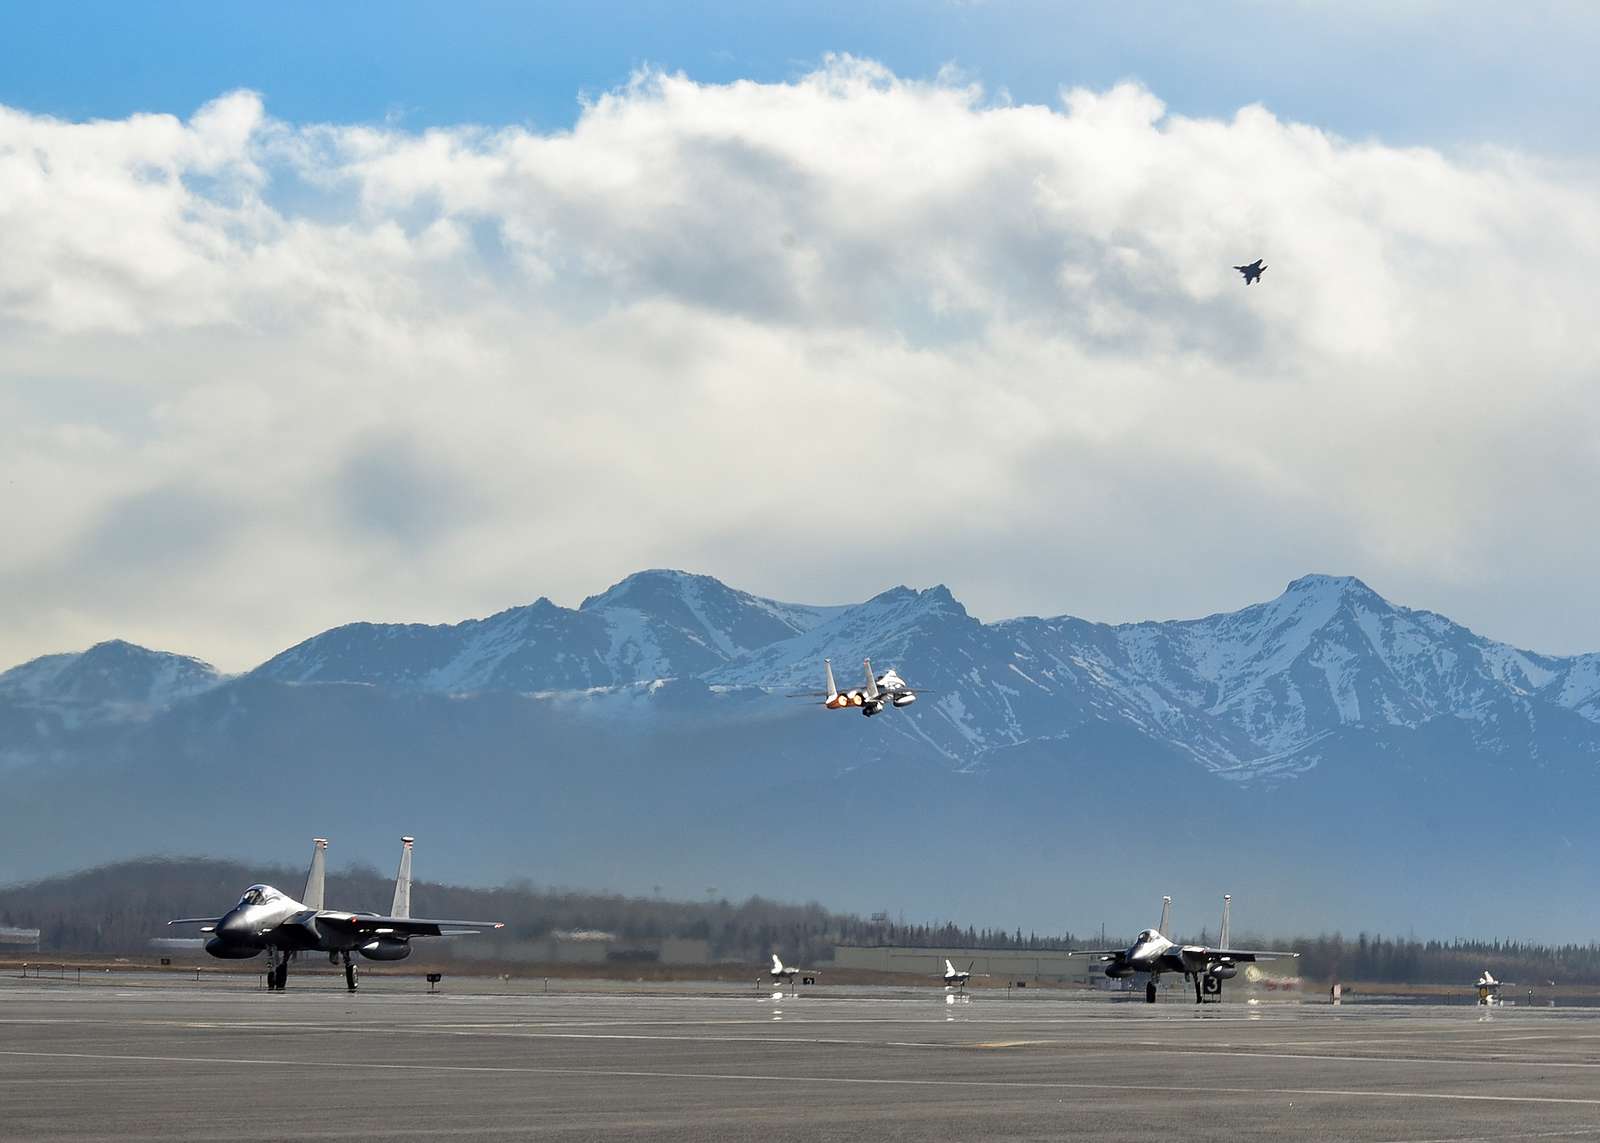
1234,258,1267,284
768,953,816,989
169,837,503,991
1069,894,1297,1003
942,958,976,991
789,657,924,717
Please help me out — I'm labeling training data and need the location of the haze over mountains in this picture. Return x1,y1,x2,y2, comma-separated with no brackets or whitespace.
4,570,1596,940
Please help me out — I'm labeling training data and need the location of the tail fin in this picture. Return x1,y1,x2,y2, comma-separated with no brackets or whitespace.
1219,894,1231,949
391,836,414,918
303,838,328,911
945,958,956,975
863,658,880,700
772,953,784,973
824,658,838,701
1158,895,1172,937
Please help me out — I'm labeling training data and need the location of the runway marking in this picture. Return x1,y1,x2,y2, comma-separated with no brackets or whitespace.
1153,1047,1600,1071
1375,1131,1600,1143
13,1017,1600,1068
8,1049,1600,1108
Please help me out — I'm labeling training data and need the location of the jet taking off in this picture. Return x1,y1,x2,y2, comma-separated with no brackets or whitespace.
1234,258,1267,284
768,953,816,990
1069,894,1297,1004
789,657,924,717
943,958,975,991
169,837,503,992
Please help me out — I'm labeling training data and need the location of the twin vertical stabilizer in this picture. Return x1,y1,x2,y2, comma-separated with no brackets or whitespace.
392,836,414,919
863,658,880,700
303,838,328,910
299,836,413,916
1158,895,1172,937
824,658,838,701
1219,894,1232,949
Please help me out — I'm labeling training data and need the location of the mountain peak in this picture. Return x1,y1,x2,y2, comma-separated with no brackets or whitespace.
1283,573,1383,603
0,638,222,715
861,584,966,615
579,569,717,612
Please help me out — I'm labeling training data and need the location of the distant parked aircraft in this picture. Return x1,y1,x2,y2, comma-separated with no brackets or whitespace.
1068,894,1297,1003
169,837,502,992
1477,970,1506,1006
1234,258,1267,284
789,657,925,717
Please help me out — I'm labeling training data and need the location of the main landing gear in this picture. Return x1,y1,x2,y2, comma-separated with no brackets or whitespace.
1190,973,1224,1004
266,948,292,991
341,951,359,993
1145,977,1158,1004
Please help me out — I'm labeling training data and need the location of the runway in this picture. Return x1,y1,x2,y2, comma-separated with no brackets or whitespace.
5,977,1600,1141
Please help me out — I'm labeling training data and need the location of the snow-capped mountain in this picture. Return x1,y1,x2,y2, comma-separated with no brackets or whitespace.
0,639,223,728
698,572,1600,777
1023,573,1600,777
16,571,1600,780
253,570,840,693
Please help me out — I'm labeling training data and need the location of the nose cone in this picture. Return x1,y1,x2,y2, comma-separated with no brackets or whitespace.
213,910,255,945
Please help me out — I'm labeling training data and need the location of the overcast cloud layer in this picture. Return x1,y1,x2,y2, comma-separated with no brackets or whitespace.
3,59,1600,671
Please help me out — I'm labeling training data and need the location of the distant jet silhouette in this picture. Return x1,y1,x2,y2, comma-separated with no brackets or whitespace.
1234,258,1266,285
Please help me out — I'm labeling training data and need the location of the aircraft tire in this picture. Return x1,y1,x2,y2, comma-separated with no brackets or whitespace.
273,963,288,991
1145,979,1158,1004
345,962,358,992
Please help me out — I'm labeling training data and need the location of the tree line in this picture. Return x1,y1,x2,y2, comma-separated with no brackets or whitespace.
6,859,1600,984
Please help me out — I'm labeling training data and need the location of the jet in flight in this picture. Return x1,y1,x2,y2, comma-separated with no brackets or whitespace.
169,837,503,991
942,958,975,991
789,657,923,717
1069,894,1297,1003
1234,258,1267,284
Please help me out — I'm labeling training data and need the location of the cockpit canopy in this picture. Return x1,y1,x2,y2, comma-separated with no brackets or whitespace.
237,885,279,908
1137,929,1156,943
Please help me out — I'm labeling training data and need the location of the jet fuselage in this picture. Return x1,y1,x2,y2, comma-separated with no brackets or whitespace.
204,886,402,958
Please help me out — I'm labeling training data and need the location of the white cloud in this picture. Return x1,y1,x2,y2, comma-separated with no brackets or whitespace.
2,61,1599,670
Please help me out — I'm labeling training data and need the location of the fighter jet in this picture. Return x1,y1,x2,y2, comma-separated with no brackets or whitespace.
169,837,503,992
788,657,924,718
769,953,800,985
768,953,816,990
1234,258,1267,284
942,958,975,992
1068,894,1297,1004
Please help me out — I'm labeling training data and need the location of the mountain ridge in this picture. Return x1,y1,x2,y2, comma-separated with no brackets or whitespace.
7,569,1600,782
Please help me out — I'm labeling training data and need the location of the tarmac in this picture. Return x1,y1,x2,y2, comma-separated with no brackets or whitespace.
4,974,1600,1141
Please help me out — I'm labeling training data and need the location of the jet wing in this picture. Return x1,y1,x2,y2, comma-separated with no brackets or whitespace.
316,912,505,937
1065,949,1128,959
168,917,223,928
1203,948,1298,962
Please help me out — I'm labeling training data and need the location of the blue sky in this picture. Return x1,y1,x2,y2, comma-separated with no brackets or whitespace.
3,1,1597,149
